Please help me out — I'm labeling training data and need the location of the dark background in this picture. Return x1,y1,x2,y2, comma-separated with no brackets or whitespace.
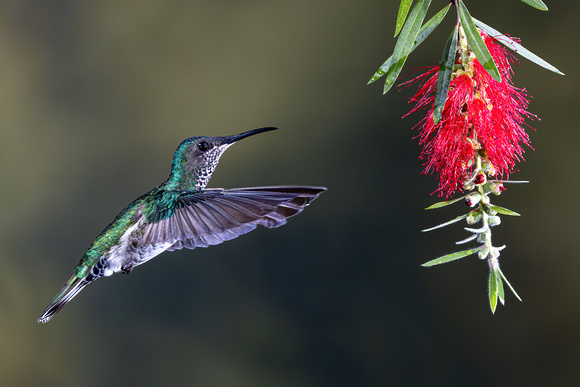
0,1,577,386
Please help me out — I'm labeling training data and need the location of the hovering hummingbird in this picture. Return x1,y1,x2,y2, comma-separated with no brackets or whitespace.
38,127,325,323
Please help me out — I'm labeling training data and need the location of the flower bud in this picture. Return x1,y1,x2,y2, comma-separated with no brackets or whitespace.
481,159,496,176
465,192,482,207
482,182,505,195
463,180,475,191
483,205,497,216
491,182,505,195
478,247,490,260
481,194,490,205
488,215,501,227
466,210,482,225
473,173,486,185
477,232,487,243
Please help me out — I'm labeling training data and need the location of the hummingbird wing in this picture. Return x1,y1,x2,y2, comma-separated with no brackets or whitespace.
141,186,325,251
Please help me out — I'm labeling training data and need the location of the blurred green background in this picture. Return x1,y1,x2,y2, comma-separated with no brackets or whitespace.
0,1,577,386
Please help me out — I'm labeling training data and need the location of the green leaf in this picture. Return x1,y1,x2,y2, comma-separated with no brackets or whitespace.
455,233,478,245
425,195,465,209
368,4,450,84
464,226,486,234
414,4,450,46
421,247,481,267
422,213,468,232
433,24,458,124
499,268,522,301
368,59,392,85
489,205,520,216
502,180,530,184
473,18,564,75
488,268,499,313
395,0,414,37
521,0,548,11
457,1,501,82
497,269,505,305
382,0,432,94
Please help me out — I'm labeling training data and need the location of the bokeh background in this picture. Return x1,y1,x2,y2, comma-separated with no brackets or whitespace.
0,1,577,386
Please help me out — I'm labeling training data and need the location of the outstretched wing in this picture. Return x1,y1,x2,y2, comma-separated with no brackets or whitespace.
141,186,325,251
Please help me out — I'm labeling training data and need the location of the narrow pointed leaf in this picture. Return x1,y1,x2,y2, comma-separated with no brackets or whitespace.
421,247,481,267
382,0,432,94
497,269,505,305
422,213,468,232
457,1,501,82
521,0,548,11
499,269,522,301
464,226,486,234
414,4,450,47
473,18,564,75
425,194,465,209
489,179,529,184
455,233,478,245
433,24,458,124
369,4,450,84
488,268,499,313
395,0,414,37
368,58,393,85
489,205,520,216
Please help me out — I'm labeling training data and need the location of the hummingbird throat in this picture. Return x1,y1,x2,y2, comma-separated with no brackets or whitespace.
193,144,232,190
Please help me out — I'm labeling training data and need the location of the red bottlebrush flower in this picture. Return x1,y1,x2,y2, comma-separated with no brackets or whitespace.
405,31,534,197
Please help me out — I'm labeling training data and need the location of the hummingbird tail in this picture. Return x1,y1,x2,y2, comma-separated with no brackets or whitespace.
37,274,92,324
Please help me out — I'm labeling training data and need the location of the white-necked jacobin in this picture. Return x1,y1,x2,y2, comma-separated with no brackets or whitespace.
38,127,325,323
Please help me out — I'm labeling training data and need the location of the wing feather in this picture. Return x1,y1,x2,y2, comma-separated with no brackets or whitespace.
142,186,325,251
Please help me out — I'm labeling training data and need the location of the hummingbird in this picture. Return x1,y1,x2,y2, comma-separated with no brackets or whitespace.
38,127,325,323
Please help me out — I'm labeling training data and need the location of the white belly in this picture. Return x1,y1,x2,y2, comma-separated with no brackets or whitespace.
104,220,172,276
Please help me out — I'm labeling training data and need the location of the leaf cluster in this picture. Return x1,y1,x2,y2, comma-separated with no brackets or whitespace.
369,0,562,100
421,182,525,313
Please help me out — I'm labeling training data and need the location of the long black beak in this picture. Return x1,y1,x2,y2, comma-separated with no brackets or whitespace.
220,127,278,145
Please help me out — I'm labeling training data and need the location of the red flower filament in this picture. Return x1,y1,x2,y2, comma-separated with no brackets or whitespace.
406,31,534,197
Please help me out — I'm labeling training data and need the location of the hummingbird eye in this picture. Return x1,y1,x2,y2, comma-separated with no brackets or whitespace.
197,141,212,152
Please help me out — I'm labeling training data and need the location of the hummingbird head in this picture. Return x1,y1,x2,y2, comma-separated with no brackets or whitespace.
165,127,278,191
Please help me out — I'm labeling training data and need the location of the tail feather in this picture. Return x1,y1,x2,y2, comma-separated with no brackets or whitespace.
37,274,92,324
